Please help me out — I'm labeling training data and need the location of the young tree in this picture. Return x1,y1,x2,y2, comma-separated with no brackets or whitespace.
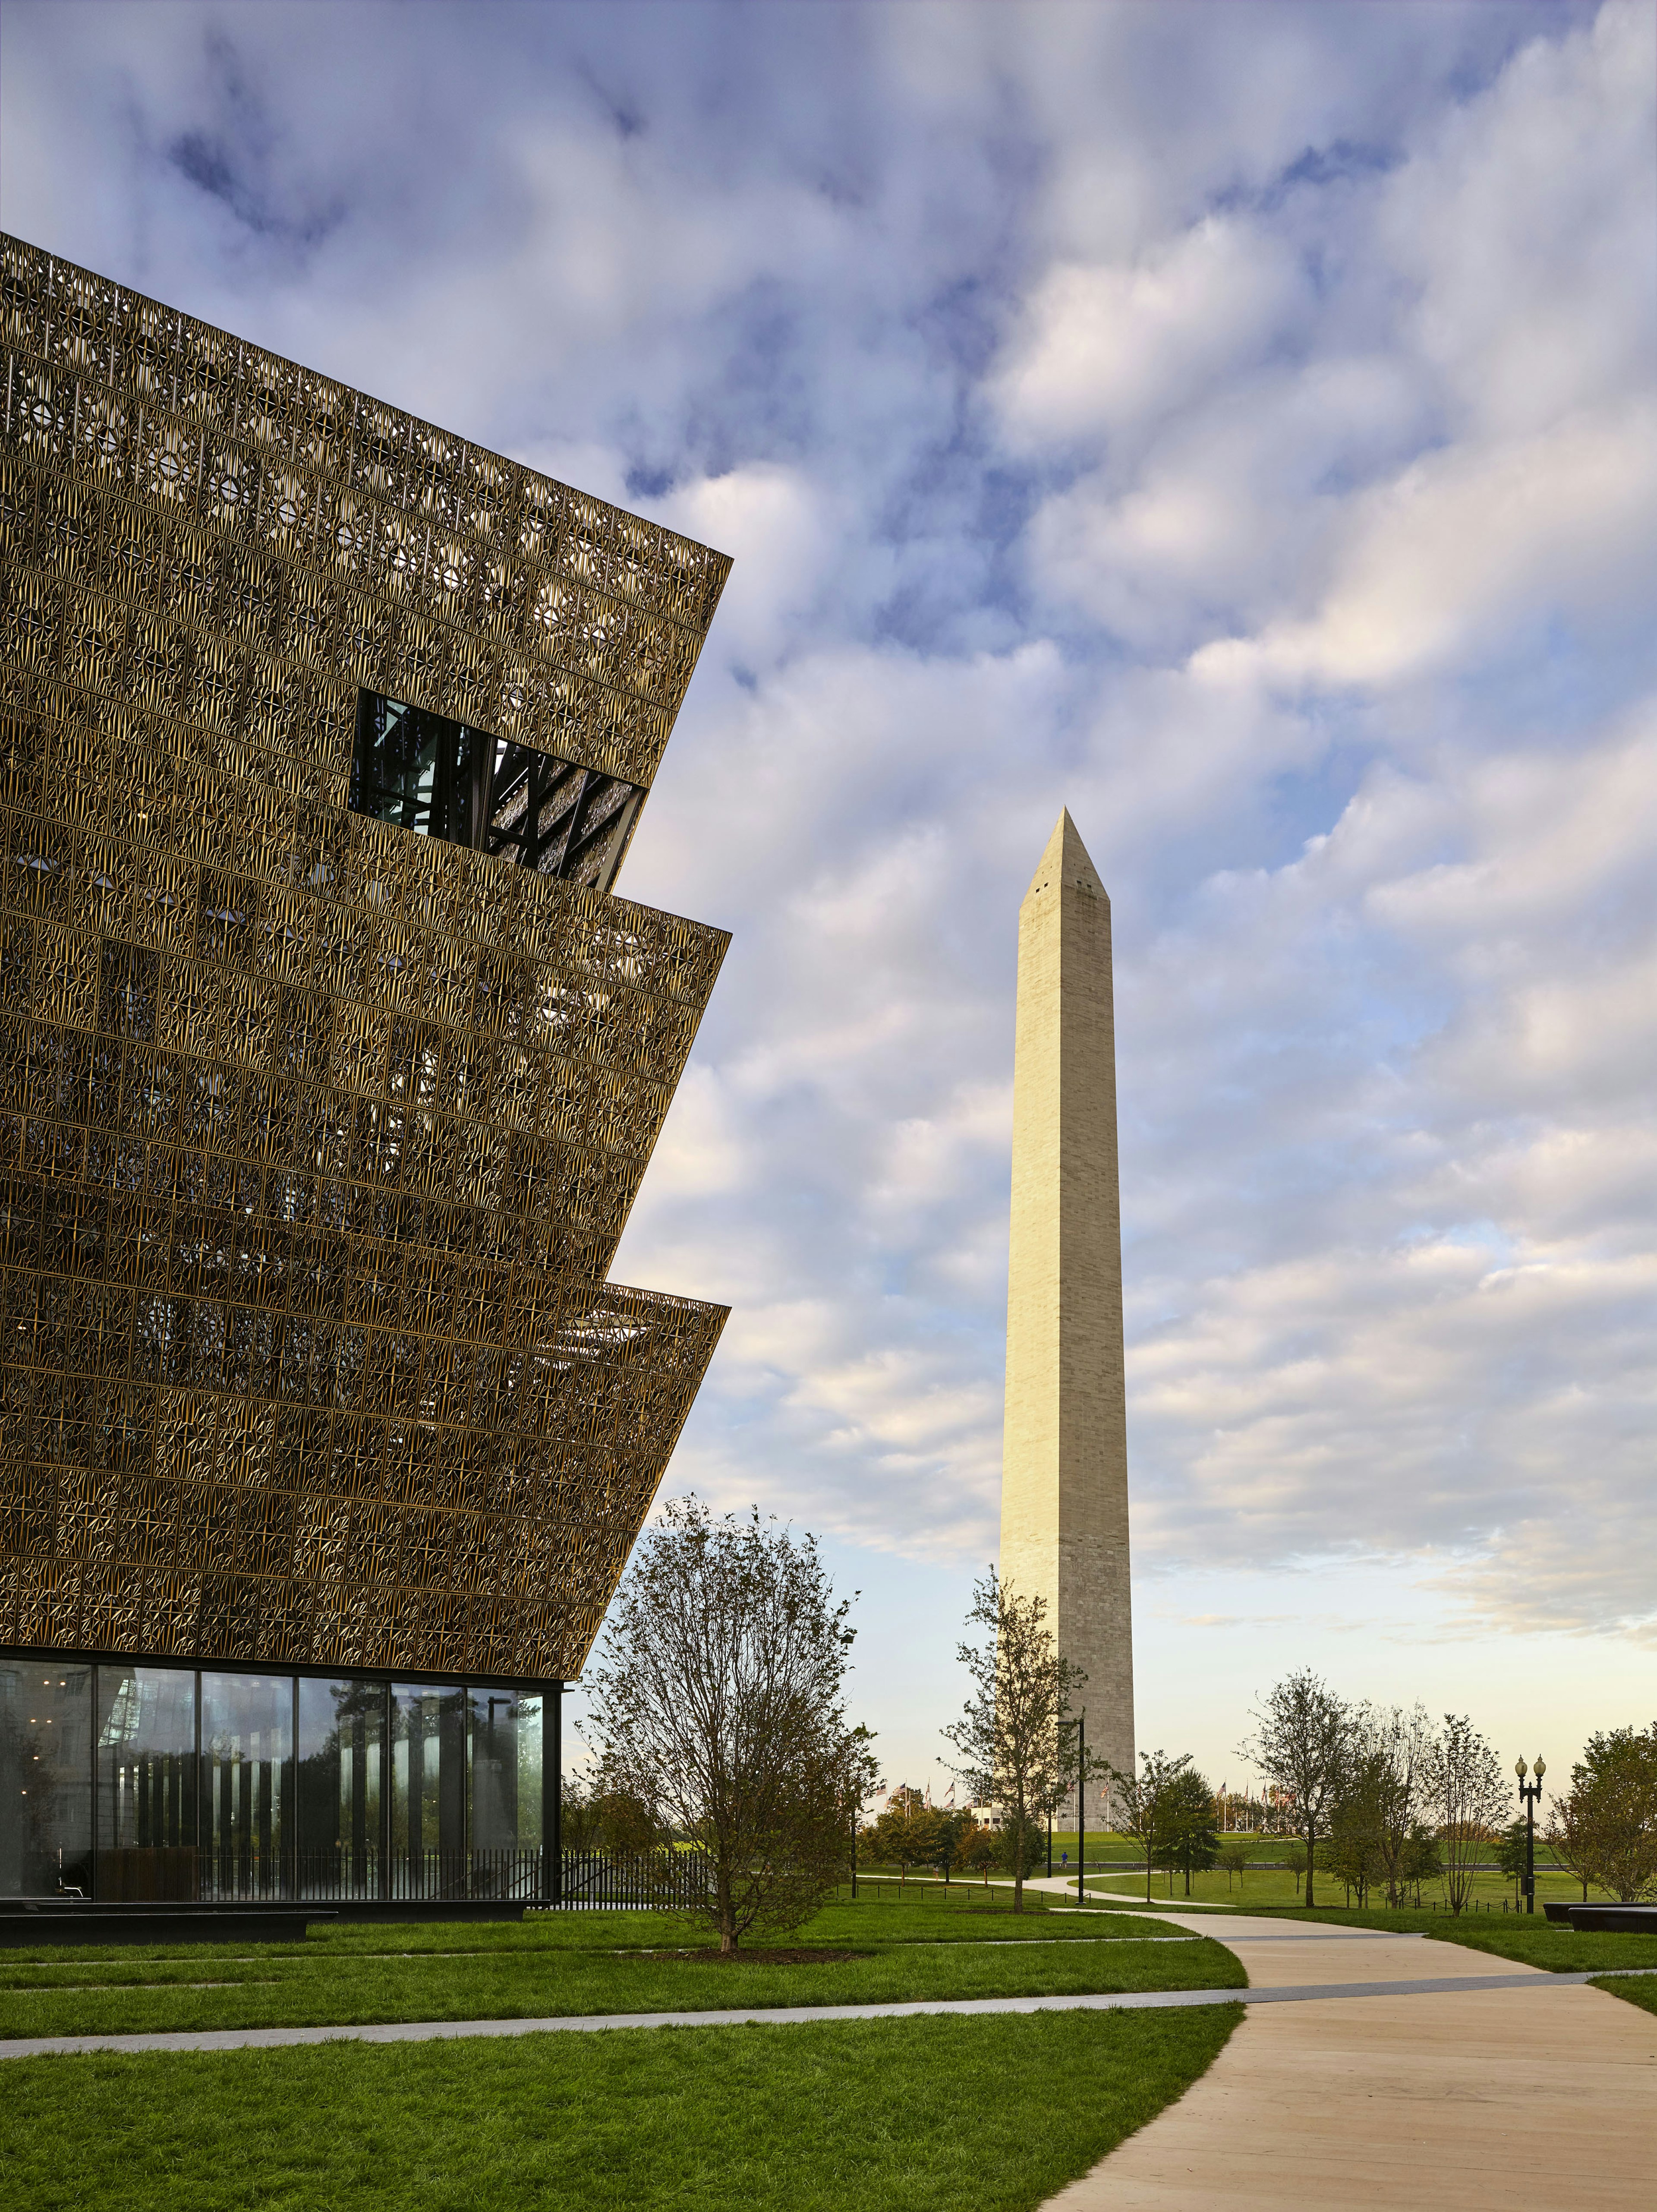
1495,1819,1530,1905
1355,1704,1437,1910
936,1807,980,1884
1283,1840,1309,1900
1164,1767,1220,1897
1547,1724,1657,1903
1424,1714,1508,1915
1401,1821,1442,1905
559,1780,658,1855
960,1821,997,1874
1105,1749,1197,1906
584,1499,881,1954
1322,1791,1386,1907
1216,1840,1250,1893
1238,1670,1353,1909
941,1570,1089,1914
865,1787,947,1875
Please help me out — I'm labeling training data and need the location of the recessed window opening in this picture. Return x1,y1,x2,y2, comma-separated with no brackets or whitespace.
349,689,644,896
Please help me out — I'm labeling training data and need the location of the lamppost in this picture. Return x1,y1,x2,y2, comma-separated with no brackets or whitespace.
1515,1756,1546,1914
1057,1713,1088,1906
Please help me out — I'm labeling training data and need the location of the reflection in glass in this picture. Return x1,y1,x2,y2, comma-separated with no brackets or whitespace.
96,1666,198,1900
0,1662,93,1896
297,1678,385,1901
467,1688,543,1898
201,1674,293,1900
391,1682,465,1900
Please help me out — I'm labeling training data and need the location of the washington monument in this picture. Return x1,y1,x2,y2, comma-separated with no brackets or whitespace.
999,810,1135,1792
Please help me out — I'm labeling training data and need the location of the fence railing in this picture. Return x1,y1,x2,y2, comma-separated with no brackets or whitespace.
558,1849,713,1910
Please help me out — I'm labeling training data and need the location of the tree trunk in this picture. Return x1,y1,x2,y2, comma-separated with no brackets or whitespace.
1304,1826,1316,1907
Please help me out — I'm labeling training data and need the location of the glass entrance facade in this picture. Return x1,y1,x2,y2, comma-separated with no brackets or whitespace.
1,1652,556,1902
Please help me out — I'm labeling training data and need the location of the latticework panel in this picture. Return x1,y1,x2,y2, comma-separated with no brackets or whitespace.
0,240,732,1683
0,233,730,793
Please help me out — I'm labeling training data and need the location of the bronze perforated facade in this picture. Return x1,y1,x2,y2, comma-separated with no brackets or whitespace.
0,233,733,1693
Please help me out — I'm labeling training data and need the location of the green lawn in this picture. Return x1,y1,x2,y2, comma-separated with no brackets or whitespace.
0,1901,1242,2041
1081,1862,1602,1911
0,2002,1241,2212
1230,1902,1657,1975
1594,1975,1657,2018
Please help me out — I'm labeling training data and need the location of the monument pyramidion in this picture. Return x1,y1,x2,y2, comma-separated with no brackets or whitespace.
999,811,1135,1809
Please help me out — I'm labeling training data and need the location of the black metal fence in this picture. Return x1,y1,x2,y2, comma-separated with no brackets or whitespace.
558,1849,713,1910
133,1844,713,1908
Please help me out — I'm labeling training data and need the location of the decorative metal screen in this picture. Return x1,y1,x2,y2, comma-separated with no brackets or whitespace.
0,234,732,1684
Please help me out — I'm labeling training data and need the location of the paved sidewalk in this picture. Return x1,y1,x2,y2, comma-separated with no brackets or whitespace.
3,1956,1651,2063
1042,1910,1657,2211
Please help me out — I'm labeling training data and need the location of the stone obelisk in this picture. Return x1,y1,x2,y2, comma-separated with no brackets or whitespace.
999,810,1134,1792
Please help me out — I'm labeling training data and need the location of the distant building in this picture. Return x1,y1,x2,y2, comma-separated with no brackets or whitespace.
0,235,730,1906
999,811,1135,1812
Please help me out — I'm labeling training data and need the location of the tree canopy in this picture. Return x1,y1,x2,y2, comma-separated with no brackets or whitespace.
583,1498,880,1953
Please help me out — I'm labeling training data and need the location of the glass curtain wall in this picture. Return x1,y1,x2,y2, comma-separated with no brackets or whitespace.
0,1659,555,1900
200,1674,293,1901
0,1661,93,1896
391,1682,466,1900
296,1678,384,1902
95,1666,199,1901
467,1687,544,1899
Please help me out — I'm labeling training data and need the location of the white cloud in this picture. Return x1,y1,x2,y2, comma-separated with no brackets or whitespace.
3,0,1653,1699
992,216,1307,451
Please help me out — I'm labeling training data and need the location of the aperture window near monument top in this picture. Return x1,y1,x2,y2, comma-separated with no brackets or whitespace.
350,688,644,896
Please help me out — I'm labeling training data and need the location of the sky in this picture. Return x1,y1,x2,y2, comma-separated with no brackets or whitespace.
3,0,1652,1809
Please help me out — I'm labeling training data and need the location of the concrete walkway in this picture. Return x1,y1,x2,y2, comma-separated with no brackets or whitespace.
1042,1910,1657,2212
3,1954,1651,2063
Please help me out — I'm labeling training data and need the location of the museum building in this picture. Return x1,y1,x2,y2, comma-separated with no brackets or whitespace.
0,234,732,1906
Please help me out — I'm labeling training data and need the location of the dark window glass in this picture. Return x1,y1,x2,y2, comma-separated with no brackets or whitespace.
350,692,489,847
391,1682,466,1900
296,1678,385,1902
349,689,643,893
95,1665,198,1901
468,1687,543,1898
0,1661,93,1896
201,1673,293,1901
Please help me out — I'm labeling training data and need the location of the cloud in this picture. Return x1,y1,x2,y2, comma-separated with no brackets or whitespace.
992,215,1308,452
2,0,1652,1661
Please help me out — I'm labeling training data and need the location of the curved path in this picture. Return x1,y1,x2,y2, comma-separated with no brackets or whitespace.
1041,1909,1657,2211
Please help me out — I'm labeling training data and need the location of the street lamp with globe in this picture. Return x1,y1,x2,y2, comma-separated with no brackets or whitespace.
1515,1757,1547,1914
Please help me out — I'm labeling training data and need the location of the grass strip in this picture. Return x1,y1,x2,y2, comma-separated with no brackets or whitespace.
1227,1903,1657,1973
0,2004,1241,2212
1591,1975,1657,2019
0,1907,1241,2040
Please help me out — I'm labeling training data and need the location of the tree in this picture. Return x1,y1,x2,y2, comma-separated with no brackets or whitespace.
1163,1767,1219,1897
1283,1840,1309,1900
1352,1704,1437,1910
1495,1819,1530,1904
936,1807,980,1883
1423,1714,1507,1915
1400,1821,1442,1905
864,1787,947,1875
959,1821,997,1874
584,1499,881,1954
560,1780,658,1855
942,1570,1089,1914
1547,1724,1657,1903
1321,1794,1386,1907
1216,1841,1250,1893
1238,1671,1353,1909
1105,1749,1198,1906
